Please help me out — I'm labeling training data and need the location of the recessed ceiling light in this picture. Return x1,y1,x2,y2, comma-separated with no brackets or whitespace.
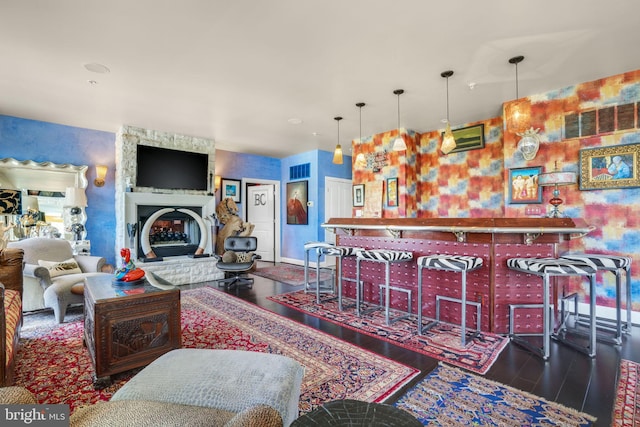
312,132,321,136
468,82,477,90
84,63,110,74
87,80,98,85
287,118,303,125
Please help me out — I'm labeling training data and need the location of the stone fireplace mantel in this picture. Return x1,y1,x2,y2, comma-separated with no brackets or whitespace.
114,125,223,285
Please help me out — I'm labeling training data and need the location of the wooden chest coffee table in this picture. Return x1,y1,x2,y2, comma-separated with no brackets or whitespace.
83,273,181,388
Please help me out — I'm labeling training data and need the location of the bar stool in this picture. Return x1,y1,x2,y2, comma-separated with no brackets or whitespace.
355,249,413,326
303,241,336,301
506,257,597,360
560,253,632,343
317,246,364,309
416,255,483,347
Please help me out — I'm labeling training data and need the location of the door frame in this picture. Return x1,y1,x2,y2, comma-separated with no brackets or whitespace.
242,177,281,263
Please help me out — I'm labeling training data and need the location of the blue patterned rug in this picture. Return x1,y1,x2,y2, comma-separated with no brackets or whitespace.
394,363,596,426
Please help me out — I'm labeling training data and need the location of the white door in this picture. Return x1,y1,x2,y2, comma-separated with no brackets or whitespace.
324,177,352,244
247,184,276,262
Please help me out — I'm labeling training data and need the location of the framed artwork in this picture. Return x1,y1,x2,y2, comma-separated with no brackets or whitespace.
286,180,308,224
221,178,241,202
353,184,365,207
579,143,640,190
442,123,485,153
508,166,543,204
386,178,398,207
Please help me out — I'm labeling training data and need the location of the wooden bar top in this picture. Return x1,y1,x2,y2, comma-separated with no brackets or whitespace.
322,217,593,245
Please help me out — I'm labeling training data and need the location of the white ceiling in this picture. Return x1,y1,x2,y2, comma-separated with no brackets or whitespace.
1,1,640,159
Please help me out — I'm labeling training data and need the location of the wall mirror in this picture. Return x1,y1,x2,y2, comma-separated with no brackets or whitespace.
0,157,88,240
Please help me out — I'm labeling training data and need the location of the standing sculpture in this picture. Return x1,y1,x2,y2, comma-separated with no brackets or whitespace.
215,197,255,255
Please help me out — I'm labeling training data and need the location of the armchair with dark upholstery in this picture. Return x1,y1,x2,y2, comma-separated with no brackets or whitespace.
7,237,109,323
214,236,261,292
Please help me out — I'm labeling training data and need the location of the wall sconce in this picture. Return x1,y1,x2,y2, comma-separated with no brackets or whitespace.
517,127,541,160
215,175,221,193
94,165,108,187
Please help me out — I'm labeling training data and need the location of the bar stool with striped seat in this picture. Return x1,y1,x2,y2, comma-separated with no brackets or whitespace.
317,245,364,309
560,254,632,344
356,249,413,326
416,255,483,347
507,257,597,360
303,241,336,301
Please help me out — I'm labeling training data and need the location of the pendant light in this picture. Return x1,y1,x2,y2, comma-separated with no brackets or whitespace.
332,116,343,164
440,70,456,154
392,89,407,151
509,55,527,130
354,102,367,169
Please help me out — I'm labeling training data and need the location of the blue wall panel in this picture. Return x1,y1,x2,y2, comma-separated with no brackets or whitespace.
0,115,117,265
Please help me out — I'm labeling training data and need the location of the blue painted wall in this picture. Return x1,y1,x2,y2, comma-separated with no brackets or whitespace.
281,150,352,261
214,149,281,209
1,115,352,267
0,115,117,265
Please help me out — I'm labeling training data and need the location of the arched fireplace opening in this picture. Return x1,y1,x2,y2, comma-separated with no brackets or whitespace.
137,205,207,259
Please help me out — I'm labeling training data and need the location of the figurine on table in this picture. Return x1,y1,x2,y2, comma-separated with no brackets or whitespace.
115,248,145,282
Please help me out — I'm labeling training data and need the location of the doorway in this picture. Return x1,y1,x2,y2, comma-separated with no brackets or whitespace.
324,177,352,245
244,178,280,262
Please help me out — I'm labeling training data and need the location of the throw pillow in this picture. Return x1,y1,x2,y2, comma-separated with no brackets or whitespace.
38,258,82,278
236,252,254,263
221,251,238,263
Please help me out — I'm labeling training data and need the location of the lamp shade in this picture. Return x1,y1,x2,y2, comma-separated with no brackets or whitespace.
22,196,39,213
64,187,87,207
538,171,577,187
392,135,407,151
332,144,344,164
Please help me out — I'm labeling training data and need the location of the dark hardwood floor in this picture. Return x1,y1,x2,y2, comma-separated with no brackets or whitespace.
189,267,638,427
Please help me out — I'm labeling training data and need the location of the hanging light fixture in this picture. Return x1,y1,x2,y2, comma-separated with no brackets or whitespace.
354,102,367,169
332,116,343,164
392,89,407,151
440,70,456,154
508,55,528,130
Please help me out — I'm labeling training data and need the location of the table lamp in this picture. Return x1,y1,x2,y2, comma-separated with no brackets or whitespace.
538,162,577,218
64,187,87,241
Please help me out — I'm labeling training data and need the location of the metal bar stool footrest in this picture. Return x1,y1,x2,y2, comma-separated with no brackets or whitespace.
377,284,412,324
560,292,622,345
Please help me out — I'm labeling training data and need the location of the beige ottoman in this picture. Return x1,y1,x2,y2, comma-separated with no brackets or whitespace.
111,349,305,426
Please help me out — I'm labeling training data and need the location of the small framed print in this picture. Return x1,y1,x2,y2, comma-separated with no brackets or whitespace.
353,184,365,207
221,178,241,203
508,166,542,204
386,178,398,207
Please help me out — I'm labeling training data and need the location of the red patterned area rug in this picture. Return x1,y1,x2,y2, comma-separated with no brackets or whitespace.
253,262,332,286
15,287,419,415
268,290,508,375
612,359,640,426
395,363,596,426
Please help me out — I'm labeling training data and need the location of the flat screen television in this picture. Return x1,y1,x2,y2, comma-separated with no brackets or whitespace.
136,145,208,191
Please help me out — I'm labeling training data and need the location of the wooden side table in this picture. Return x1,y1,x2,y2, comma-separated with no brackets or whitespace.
83,274,181,388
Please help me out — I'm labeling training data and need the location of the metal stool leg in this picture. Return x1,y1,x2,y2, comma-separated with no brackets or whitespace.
356,257,362,316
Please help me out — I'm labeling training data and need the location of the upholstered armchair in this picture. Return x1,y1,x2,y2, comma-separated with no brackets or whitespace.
7,238,108,323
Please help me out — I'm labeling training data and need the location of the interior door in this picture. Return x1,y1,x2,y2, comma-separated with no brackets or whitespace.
246,184,276,262
324,177,352,244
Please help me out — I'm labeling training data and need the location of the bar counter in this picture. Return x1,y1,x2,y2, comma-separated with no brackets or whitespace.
321,217,593,334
